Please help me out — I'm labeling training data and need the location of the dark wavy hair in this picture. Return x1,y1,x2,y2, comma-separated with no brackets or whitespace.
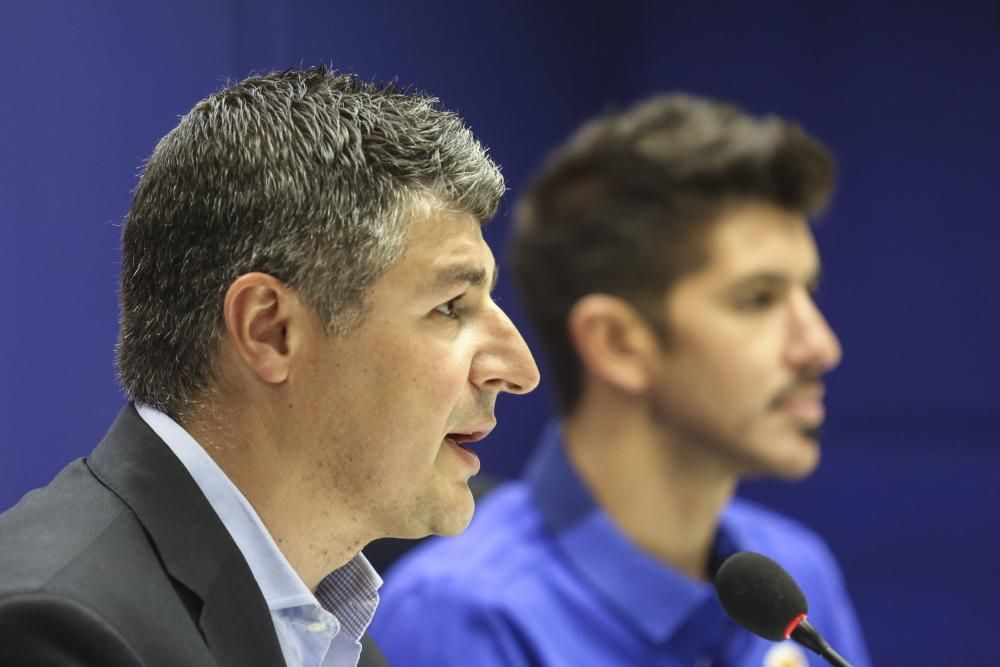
511,94,835,415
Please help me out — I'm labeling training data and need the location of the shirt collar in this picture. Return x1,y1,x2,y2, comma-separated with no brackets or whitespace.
524,422,742,644
135,404,382,640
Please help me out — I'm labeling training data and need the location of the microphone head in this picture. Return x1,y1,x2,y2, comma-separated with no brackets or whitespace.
714,551,808,641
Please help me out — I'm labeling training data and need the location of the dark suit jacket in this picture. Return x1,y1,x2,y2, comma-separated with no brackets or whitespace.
0,404,388,666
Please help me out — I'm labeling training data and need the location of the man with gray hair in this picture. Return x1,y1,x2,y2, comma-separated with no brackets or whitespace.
0,66,539,666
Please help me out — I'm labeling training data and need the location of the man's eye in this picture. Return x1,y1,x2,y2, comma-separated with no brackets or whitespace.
737,292,777,311
433,297,461,319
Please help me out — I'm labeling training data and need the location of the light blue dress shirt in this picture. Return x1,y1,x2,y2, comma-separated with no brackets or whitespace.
137,405,381,667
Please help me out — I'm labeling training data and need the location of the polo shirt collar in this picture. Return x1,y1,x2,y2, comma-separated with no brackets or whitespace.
524,422,741,644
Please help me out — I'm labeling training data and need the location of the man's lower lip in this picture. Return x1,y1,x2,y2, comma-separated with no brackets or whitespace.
445,437,480,469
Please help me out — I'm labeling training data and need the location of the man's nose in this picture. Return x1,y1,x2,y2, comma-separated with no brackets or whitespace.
786,291,842,374
470,304,541,395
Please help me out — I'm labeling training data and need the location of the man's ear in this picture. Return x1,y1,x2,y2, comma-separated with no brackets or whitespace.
222,272,301,385
567,294,660,396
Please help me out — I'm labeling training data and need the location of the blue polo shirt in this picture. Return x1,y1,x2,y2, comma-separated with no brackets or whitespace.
371,424,870,667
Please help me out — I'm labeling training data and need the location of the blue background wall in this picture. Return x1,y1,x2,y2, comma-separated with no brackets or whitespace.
2,2,997,664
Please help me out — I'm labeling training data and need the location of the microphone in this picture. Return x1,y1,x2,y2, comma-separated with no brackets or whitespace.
714,551,854,667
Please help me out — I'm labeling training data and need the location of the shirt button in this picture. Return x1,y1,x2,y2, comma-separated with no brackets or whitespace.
307,621,327,633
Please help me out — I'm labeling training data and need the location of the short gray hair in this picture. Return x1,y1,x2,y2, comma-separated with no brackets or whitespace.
117,66,504,417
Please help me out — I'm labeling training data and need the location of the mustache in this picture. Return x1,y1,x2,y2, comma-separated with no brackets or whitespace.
768,375,826,409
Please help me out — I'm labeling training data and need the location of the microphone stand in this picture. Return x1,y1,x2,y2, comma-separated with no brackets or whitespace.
791,618,854,667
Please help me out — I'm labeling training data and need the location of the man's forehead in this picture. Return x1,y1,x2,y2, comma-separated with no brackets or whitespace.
405,234,498,292
394,209,497,288
702,208,820,282
432,261,500,291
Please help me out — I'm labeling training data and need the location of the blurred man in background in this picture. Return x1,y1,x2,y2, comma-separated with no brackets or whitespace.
0,66,538,666
371,94,870,666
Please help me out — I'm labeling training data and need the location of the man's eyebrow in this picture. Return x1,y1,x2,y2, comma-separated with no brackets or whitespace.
433,264,500,291
731,272,790,289
731,268,823,290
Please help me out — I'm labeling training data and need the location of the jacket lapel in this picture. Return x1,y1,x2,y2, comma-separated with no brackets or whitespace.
87,405,286,667
359,633,390,667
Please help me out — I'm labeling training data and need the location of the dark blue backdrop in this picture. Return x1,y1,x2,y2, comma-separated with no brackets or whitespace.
2,2,997,664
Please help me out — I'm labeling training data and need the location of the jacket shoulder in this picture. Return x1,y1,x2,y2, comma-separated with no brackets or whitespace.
0,591,143,666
